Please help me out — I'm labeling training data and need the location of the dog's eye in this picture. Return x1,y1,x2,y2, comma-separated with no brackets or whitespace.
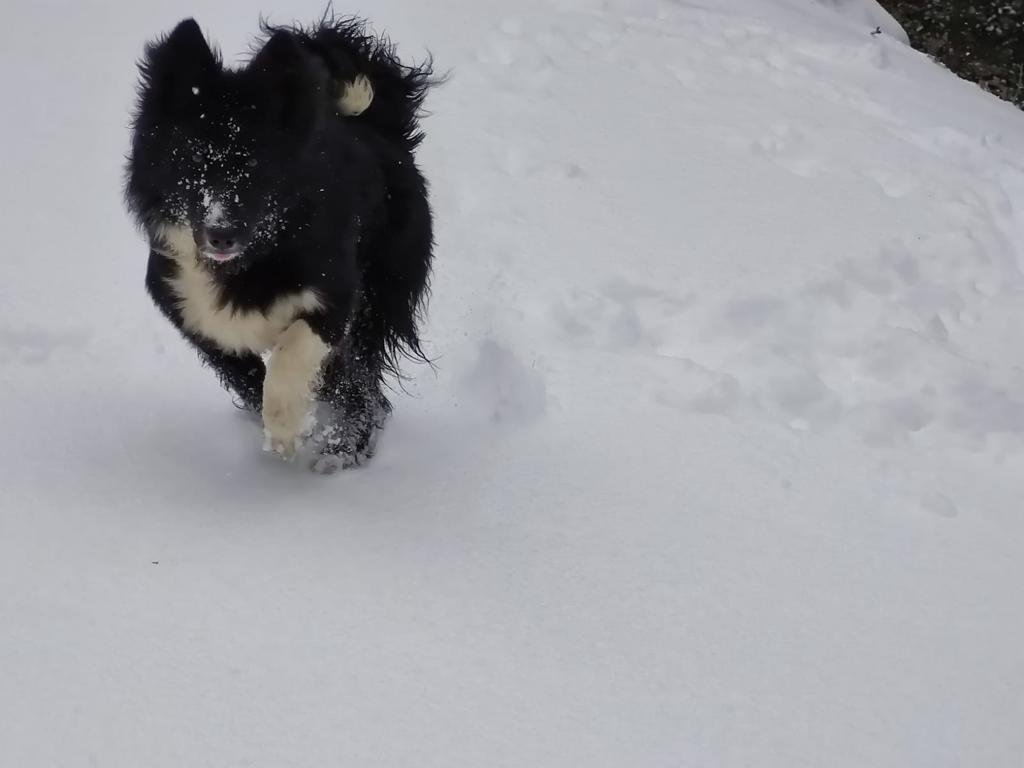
247,158,258,168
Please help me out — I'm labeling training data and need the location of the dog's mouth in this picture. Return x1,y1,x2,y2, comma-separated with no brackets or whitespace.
199,247,244,263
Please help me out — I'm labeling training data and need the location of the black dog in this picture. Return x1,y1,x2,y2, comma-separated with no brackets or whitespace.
125,16,435,472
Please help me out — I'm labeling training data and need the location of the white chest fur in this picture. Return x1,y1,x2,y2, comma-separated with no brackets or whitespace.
155,223,323,355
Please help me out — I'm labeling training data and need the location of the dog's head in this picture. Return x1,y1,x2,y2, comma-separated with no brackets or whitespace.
126,19,326,270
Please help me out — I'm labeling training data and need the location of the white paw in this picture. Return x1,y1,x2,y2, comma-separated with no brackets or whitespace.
262,394,313,459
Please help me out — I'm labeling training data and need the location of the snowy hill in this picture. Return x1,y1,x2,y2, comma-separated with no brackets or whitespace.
2,0,1023,765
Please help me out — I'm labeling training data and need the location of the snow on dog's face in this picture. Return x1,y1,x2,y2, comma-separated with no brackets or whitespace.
126,19,325,271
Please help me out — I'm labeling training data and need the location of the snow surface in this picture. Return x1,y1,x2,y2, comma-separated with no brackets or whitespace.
2,0,1024,765
813,0,909,44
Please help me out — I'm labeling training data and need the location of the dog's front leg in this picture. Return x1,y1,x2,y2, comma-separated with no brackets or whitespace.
262,319,330,458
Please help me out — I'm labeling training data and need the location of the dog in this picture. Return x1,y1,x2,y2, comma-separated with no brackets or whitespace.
125,16,435,472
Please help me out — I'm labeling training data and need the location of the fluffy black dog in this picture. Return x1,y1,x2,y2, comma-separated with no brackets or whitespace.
125,16,435,472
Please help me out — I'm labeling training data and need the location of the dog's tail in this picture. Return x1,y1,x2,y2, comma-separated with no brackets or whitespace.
264,14,436,152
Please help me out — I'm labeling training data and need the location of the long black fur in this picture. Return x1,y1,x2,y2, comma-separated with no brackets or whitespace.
125,15,435,467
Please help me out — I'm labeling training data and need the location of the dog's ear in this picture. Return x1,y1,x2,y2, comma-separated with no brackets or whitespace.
139,19,219,117
249,30,323,139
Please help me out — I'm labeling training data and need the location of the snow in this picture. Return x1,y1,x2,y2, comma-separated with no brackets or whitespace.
2,0,1024,765
812,0,910,43
202,191,230,228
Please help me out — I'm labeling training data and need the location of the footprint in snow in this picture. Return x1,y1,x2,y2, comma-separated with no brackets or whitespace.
751,124,823,178
653,358,742,416
0,326,91,364
458,339,547,426
920,492,958,519
550,279,695,351
864,167,920,199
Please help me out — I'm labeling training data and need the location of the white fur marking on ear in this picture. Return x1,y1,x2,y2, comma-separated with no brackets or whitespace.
262,319,330,458
338,74,374,116
153,220,323,355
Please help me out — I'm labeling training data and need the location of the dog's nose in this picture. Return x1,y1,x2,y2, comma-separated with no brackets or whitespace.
200,226,248,252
